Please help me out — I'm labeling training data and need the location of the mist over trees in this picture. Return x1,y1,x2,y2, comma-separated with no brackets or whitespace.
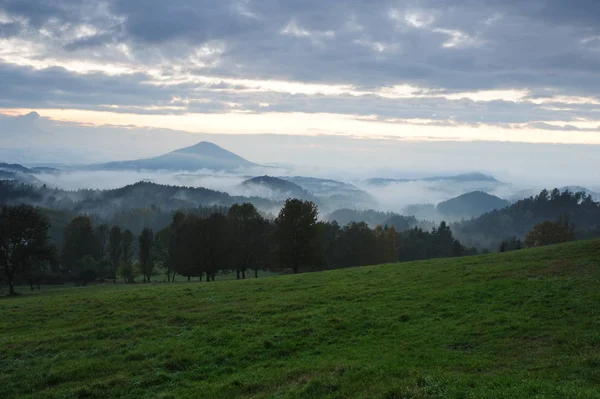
453,189,600,250
2,178,600,295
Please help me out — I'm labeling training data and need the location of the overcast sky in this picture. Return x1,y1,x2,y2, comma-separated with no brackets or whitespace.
1,1,600,183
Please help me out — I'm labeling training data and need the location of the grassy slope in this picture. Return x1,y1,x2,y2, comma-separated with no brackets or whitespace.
1,240,600,399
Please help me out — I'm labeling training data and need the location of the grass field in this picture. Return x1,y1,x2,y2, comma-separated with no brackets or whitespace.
1,240,600,398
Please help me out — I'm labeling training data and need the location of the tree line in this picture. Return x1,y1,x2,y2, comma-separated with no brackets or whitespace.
1,199,478,295
5,189,596,295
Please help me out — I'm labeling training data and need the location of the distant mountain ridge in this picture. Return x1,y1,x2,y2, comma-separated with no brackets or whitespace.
88,141,258,172
364,173,500,186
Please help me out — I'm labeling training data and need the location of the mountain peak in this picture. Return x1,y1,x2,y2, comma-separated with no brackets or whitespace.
171,141,223,154
90,141,257,171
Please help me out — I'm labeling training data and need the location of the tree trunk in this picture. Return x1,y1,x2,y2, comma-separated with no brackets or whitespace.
254,268,258,278
236,269,240,279
242,269,246,279
211,274,215,282
292,265,299,274
8,280,15,296
30,279,34,291
187,275,191,282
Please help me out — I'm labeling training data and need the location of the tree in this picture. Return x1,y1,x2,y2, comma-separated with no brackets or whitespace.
0,205,53,295
139,227,154,283
95,224,109,259
499,237,523,253
204,213,229,281
108,226,122,283
252,219,274,278
61,216,100,275
525,220,574,248
228,203,265,279
314,221,341,270
337,222,377,268
275,199,319,274
154,227,171,281
121,229,134,283
374,225,397,264
77,254,98,285
122,230,134,264
120,260,138,284
164,211,186,282
171,214,205,281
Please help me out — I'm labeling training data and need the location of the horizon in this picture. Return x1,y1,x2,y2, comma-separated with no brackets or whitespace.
1,1,600,186
1,1,599,189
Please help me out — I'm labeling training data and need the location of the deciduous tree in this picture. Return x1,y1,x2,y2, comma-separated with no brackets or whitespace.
0,205,53,295
108,226,122,283
139,227,154,282
275,199,319,274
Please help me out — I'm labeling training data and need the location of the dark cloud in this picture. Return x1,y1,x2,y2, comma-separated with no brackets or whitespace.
2,61,600,129
1,0,600,131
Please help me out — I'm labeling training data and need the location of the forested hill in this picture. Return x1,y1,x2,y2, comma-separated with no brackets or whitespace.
325,208,418,230
0,180,278,216
241,176,315,201
453,189,600,250
437,191,510,219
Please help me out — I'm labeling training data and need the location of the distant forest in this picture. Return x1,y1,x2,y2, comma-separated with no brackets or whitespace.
2,180,600,255
453,189,600,249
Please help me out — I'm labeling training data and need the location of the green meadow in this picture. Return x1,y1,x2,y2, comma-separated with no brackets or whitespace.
1,240,600,398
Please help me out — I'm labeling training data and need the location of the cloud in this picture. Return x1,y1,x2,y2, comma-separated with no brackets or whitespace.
1,0,600,142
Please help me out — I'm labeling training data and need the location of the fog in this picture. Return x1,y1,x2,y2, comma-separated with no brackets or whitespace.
3,112,600,192
30,166,583,221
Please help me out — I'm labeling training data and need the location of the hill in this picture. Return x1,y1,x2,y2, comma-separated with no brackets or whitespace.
285,176,377,210
0,180,278,217
0,162,42,184
89,141,258,171
1,240,599,398
437,191,510,219
453,189,600,250
241,175,315,201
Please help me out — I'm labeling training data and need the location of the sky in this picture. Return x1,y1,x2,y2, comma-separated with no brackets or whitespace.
1,0,600,183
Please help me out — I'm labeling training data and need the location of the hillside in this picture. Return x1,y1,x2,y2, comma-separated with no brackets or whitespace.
286,176,377,210
437,191,510,219
454,189,600,250
241,176,315,201
89,141,258,171
2,240,599,398
0,180,278,217
0,162,42,185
